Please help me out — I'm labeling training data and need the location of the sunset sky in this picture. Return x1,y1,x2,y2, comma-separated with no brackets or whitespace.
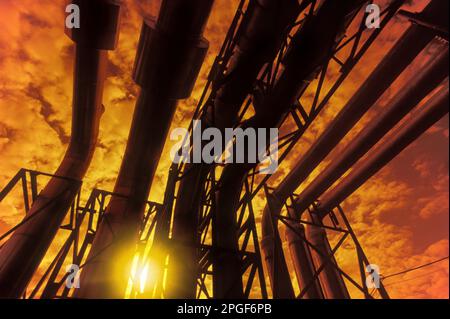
0,0,448,299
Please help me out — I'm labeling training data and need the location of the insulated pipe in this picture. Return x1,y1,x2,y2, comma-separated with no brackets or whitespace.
213,0,366,299
294,46,449,221
0,0,121,298
167,0,306,299
316,81,449,218
304,213,350,299
260,0,448,297
76,0,213,298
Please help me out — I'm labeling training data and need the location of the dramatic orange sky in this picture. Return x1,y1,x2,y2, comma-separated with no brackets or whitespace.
0,0,448,298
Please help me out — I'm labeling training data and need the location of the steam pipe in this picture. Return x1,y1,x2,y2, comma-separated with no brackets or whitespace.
213,0,366,299
0,0,121,298
76,0,213,298
167,0,306,299
315,81,449,218
260,0,448,297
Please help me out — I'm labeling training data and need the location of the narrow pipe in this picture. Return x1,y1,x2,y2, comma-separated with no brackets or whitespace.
260,0,448,297
0,0,121,298
316,81,449,218
76,0,213,298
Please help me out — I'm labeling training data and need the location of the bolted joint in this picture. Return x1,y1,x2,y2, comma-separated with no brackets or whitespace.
65,0,121,50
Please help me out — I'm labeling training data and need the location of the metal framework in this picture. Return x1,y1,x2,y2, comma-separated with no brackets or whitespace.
0,169,163,299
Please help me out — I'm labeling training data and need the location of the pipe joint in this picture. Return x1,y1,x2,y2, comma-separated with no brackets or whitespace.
65,0,121,50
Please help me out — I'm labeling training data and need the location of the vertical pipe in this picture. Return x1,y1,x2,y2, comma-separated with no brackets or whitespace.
0,0,121,298
260,193,296,298
76,0,214,298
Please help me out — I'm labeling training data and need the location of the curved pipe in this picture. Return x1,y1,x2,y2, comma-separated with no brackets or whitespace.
261,0,448,297
76,0,214,298
167,0,306,299
316,81,449,218
213,0,366,299
0,0,121,298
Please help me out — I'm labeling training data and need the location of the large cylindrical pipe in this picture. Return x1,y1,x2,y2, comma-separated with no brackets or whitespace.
0,0,121,298
213,0,366,299
167,0,305,299
304,214,350,299
316,81,449,218
260,0,448,296
76,0,213,298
